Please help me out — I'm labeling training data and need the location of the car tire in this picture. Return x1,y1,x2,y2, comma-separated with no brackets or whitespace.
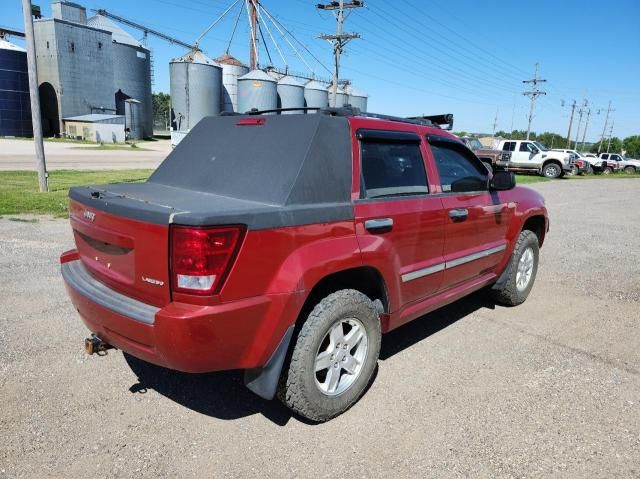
278,289,381,422
542,163,562,178
490,230,539,307
567,165,577,176
624,166,636,175
603,167,613,174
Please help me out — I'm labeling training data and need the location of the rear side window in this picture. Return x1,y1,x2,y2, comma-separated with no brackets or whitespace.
502,141,516,151
360,141,428,198
430,143,489,193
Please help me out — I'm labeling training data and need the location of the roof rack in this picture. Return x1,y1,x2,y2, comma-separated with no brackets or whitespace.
227,106,453,130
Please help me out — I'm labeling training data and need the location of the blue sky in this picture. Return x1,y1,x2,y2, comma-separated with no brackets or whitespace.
3,0,639,139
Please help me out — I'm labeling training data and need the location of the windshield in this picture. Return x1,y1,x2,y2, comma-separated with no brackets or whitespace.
533,141,549,151
468,139,483,150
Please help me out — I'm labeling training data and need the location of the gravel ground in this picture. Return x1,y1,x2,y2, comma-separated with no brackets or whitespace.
1,179,639,478
0,139,168,171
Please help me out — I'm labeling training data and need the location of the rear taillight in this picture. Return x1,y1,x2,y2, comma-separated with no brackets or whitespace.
170,226,245,296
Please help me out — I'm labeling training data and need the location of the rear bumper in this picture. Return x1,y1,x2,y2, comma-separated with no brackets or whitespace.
61,258,303,373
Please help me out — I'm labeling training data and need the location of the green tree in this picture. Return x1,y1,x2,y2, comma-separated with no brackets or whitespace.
590,137,623,154
152,92,171,132
622,135,640,158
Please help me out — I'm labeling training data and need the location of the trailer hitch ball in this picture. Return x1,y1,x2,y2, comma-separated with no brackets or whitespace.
84,335,114,356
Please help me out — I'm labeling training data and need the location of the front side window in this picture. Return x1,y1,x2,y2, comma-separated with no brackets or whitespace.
431,143,489,193
520,142,535,152
360,141,428,199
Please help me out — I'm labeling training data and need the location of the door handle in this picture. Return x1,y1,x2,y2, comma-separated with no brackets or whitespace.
365,218,393,232
449,208,468,222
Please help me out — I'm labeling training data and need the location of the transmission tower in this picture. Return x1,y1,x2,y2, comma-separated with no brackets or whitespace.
317,0,364,107
522,63,547,140
573,99,588,149
564,100,576,148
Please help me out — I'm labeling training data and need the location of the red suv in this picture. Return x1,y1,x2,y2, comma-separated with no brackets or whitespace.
60,109,548,421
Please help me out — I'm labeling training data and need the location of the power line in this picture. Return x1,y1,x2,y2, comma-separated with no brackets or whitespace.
522,63,547,140
564,100,576,148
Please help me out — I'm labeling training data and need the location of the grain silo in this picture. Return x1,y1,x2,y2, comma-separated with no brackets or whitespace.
327,83,347,107
216,53,248,113
304,80,328,112
87,14,153,139
170,49,222,133
237,69,277,113
0,38,32,137
277,76,304,114
346,85,368,112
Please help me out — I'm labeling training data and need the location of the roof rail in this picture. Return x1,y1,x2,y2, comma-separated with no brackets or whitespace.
234,107,453,130
407,114,454,130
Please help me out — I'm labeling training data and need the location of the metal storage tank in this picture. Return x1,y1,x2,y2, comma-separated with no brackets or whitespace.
0,38,32,137
237,69,277,113
170,49,222,133
277,76,304,114
327,83,347,107
346,85,368,112
87,14,153,139
304,80,328,112
216,53,249,113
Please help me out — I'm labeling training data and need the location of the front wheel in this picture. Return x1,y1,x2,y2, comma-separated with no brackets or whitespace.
278,290,381,422
542,163,562,178
624,166,636,175
491,230,539,306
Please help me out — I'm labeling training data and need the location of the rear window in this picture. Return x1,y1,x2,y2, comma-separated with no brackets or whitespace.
360,141,428,199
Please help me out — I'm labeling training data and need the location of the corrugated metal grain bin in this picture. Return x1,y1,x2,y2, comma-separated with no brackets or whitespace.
0,38,32,137
170,49,222,132
216,53,249,113
277,76,304,114
327,83,347,108
237,69,277,113
304,80,328,112
346,85,368,112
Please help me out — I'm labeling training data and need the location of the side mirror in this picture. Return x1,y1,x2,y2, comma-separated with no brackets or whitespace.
490,171,516,191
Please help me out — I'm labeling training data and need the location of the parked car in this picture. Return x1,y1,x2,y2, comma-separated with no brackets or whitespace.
553,149,592,175
497,139,574,178
599,153,640,174
459,136,506,173
60,109,549,422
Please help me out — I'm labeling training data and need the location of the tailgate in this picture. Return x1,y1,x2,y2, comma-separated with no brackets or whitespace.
69,197,170,307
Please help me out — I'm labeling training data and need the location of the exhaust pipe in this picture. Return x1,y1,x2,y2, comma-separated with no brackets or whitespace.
84,334,114,356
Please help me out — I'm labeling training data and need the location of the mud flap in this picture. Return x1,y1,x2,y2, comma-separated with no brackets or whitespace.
243,326,295,400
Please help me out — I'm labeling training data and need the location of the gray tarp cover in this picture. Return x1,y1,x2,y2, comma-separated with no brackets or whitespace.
69,114,353,229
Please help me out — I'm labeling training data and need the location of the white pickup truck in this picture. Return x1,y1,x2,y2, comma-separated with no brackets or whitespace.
599,153,640,174
497,140,574,178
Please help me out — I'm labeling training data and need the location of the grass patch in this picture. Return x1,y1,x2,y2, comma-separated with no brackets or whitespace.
514,174,550,184
0,169,152,217
568,173,640,180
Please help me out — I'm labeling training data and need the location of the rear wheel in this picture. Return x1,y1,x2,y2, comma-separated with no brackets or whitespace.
278,290,381,422
624,166,636,175
542,163,562,178
603,166,613,175
491,230,539,306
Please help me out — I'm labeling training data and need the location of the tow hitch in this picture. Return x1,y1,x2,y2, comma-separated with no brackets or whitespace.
84,334,114,356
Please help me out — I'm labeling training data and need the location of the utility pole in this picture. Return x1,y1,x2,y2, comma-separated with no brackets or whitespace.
22,0,48,192
565,100,576,148
573,99,587,149
492,109,498,138
522,63,547,140
248,0,259,70
598,101,614,154
318,0,363,107
579,108,592,151
606,121,615,153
